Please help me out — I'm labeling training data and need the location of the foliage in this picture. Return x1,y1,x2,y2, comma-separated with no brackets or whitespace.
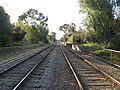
0,6,12,47
12,24,26,42
82,43,109,59
94,50,109,59
18,9,49,43
82,43,96,47
59,24,69,33
19,9,48,26
16,19,30,40
59,23,77,44
37,23,49,43
79,0,120,45
74,31,87,44
110,32,120,50
47,32,56,42
60,37,67,42
82,43,106,50
59,22,88,44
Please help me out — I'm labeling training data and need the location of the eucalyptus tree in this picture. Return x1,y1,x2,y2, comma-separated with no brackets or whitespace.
18,9,49,43
59,23,77,44
47,32,56,42
79,0,120,44
37,22,49,43
50,32,56,42
59,24,69,33
0,6,12,47
19,9,48,26
12,24,26,42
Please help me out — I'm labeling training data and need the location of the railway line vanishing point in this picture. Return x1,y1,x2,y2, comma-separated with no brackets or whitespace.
0,43,120,90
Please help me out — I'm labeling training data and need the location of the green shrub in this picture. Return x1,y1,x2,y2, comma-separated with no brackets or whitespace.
82,43,104,50
110,32,120,50
94,50,109,57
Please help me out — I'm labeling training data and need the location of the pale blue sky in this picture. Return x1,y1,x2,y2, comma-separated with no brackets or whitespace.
0,0,85,39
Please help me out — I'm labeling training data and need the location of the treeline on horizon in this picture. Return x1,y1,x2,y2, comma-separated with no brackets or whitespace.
0,6,56,47
59,0,120,50
0,0,120,51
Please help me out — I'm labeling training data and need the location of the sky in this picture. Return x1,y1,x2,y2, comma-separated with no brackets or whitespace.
0,0,85,39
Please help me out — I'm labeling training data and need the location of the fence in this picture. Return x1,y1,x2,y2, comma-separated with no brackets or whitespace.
104,49,120,61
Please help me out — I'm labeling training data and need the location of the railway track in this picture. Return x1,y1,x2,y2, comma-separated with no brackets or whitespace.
0,44,55,90
61,46,120,90
1,43,120,90
78,46,120,68
73,46,120,84
17,45,79,90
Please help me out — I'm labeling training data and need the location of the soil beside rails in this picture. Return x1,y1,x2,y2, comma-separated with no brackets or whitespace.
0,44,45,63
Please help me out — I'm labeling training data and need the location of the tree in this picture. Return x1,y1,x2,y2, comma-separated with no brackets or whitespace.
79,0,120,45
0,6,12,47
18,9,49,43
16,19,31,41
59,23,77,44
19,9,48,26
110,32,120,50
47,32,56,42
37,23,49,43
59,24,69,33
12,24,26,42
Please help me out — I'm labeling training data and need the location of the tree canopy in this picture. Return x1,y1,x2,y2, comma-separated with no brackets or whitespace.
0,6,12,47
19,9,48,26
47,32,56,42
12,24,26,42
79,0,120,46
18,9,49,43
59,23,78,44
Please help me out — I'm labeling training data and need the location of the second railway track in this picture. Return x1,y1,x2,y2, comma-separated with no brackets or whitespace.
74,46,120,84
61,46,120,90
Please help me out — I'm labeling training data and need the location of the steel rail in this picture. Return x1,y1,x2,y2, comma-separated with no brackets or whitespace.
60,46,83,90
12,45,55,90
0,44,53,74
68,48,120,87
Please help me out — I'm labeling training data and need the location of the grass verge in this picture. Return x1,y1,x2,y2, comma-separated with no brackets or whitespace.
0,44,44,63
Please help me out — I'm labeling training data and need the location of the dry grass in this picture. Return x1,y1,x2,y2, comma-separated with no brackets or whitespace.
0,44,43,63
